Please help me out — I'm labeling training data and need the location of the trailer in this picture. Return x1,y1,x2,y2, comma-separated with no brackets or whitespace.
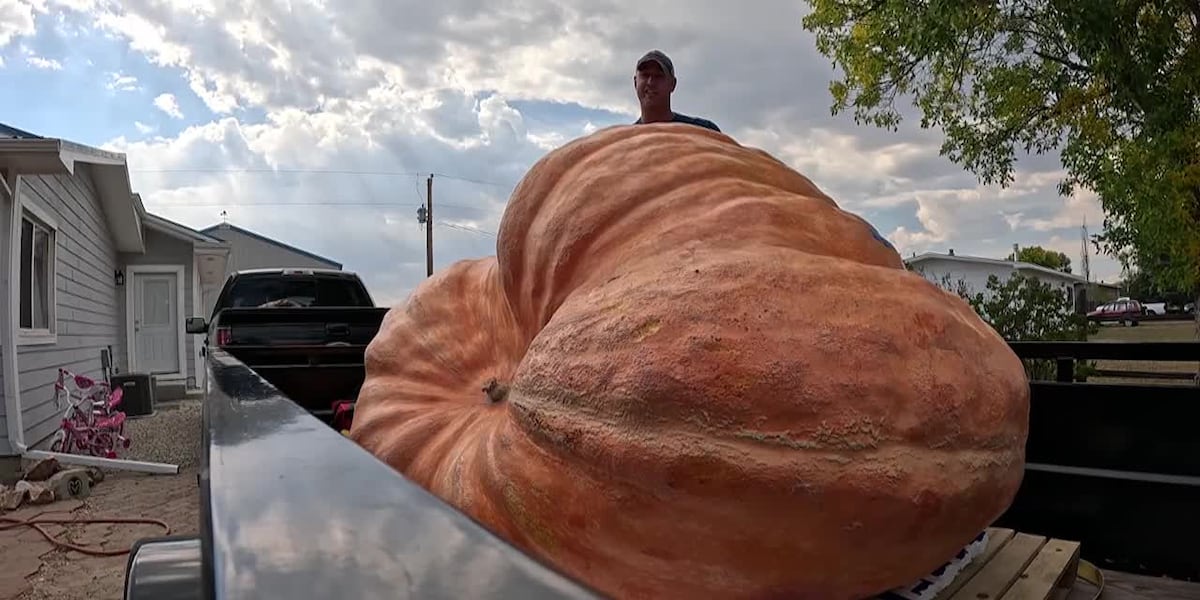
122,330,1200,599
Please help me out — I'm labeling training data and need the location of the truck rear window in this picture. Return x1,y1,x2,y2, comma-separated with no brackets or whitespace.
225,275,371,308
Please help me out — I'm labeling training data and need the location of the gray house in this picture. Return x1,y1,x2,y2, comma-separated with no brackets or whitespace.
196,222,342,317
0,123,342,459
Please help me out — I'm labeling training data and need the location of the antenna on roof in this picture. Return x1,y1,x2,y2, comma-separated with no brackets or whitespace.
221,209,229,226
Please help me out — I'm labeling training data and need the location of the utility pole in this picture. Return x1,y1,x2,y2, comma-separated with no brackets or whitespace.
425,174,434,276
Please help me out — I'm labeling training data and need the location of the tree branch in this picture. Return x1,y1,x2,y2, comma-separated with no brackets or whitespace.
833,0,887,20
1033,50,1092,73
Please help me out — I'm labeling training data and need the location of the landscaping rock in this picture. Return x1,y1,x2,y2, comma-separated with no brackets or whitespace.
46,468,92,500
86,466,105,484
23,457,60,482
0,484,24,510
14,480,53,505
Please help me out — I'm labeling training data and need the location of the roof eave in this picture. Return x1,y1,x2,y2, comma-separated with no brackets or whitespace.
1014,264,1086,283
144,212,231,246
0,139,70,173
91,164,145,253
0,138,144,253
906,252,1089,283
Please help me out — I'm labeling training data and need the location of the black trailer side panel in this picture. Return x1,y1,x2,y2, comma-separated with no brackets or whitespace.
1000,341,1200,582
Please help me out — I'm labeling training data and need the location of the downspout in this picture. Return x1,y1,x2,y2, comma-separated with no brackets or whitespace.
2,170,25,456
2,171,177,475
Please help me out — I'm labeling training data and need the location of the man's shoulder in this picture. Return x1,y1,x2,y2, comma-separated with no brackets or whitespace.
672,112,721,132
632,112,722,132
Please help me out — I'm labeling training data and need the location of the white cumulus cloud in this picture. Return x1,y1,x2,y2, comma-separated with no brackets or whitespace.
5,0,1126,303
153,92,184,118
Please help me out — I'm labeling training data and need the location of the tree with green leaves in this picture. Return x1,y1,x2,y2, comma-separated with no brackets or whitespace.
923,270,1095,379
1007,245,1072,273
960,273,1092,343
802,0,1200,333
1120,266,1196,304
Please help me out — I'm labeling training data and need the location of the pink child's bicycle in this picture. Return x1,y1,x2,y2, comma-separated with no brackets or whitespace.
49,368,132,458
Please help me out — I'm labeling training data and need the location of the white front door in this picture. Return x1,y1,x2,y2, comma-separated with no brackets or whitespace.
133,272,179,374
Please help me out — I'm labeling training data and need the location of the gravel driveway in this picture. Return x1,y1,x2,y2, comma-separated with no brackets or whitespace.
122,399,203,468
6,399,203,600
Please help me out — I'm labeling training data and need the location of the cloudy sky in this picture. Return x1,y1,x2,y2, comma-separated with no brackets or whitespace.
0,0,1122,305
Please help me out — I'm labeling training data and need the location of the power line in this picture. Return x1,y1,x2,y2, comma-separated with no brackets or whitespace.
133,167,504,239
431,172,512,188
141,205,497,235
134,167,418,176
142,200,481,210
413,177,426,211
130,167,515,188
438,221,496,237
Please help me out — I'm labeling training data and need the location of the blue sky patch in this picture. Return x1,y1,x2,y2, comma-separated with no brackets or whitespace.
510,98,629,131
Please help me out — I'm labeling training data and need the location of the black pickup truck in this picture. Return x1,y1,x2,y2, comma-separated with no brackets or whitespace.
185,268,389,424
124,296,1200,599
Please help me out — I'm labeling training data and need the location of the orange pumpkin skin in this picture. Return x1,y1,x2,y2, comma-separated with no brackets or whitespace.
350,124,1030,599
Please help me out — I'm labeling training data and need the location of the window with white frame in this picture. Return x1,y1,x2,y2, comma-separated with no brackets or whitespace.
18,205,57,339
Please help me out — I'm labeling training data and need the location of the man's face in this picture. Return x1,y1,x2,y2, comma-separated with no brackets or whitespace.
634,60,675,107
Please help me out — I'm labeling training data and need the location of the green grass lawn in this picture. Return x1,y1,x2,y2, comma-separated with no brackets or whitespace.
1086,320,1198,385
1089,319,1198,342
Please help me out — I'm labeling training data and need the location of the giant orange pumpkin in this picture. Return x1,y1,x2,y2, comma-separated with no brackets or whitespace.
350,123,1030,599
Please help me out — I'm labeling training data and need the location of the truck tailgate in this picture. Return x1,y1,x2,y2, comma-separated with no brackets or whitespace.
216,307,389,346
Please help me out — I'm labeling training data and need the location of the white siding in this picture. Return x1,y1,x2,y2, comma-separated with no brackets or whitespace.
910,257,1080,317
119,228,199,389
910,259,1012,297
15,170,125,447
1015,267,1081,309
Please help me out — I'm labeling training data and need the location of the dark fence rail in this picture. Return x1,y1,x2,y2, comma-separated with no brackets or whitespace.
1000,341,1200,582
1008,340,1200,382
1091,368,1197,381
1007,340,1200,361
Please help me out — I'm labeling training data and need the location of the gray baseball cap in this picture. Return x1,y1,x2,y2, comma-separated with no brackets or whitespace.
636,50,675,77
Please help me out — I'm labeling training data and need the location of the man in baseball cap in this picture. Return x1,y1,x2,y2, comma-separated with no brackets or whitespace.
633,49,721,132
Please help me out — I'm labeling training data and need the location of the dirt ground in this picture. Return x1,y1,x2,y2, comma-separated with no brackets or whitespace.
1,399,202,600
1,467,199,600
0,468,196,600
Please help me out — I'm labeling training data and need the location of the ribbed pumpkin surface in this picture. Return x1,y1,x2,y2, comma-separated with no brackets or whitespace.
350,123,1030,600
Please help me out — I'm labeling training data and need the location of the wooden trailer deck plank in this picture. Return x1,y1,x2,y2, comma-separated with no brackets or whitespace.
922,527,1200,600
1000,538,1080,600
946,531,1048,600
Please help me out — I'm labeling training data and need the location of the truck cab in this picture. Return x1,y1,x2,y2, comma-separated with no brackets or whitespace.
186,268,377,346
183,268,388,421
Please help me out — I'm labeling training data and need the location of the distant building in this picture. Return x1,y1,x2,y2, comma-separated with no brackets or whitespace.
904,250,1121,313
197,222,342,317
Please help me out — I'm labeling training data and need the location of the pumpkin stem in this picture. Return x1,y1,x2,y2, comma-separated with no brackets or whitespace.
482,378,509,403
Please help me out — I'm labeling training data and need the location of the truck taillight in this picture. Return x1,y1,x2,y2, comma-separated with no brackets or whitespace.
215,327,233,346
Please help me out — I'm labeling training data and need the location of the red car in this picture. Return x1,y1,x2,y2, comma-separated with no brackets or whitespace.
1087,299,1143,325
